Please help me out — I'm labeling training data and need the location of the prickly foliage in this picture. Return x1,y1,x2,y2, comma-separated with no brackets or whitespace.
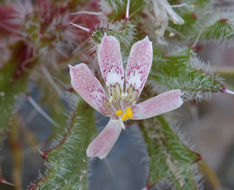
166,0,234,42
150,48,224,100
140,116,200,189
29,100,96,190
200,19,234,41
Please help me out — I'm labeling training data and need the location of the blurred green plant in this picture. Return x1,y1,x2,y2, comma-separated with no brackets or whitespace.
0,42,37,140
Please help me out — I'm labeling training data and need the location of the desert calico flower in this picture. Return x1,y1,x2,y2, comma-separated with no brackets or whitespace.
69,35,183,159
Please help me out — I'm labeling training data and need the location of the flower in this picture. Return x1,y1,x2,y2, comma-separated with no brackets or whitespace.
69,34,183,159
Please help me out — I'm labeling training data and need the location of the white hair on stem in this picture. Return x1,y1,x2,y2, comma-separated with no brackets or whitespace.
41,66,64,97
26,95,59,127
70,11,104,16
126,0,131,19
69,22,91,33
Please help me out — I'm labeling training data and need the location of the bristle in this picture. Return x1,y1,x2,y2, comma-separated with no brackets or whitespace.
69,22,91,33
126,0,130,19
26,95,59,127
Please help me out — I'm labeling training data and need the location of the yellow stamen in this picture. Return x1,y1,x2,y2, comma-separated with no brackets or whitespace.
126,110,133,119
115,109,123,116
125,107,132,112
125,107,133,119
122,114,128,121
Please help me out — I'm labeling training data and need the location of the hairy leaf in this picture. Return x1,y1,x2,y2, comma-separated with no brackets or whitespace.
29,100,96,190
92,20,137,50
140,116,200,189
200,19,234,41
168,2,234,42
150,48,224,100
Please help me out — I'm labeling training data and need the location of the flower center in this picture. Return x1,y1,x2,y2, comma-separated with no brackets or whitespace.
115,107,133,121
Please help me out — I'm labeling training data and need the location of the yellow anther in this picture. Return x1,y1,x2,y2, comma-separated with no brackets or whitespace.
125,107,133,119
115,109,123,116
122,114,128,121
126,110,133,119
125,107,132,112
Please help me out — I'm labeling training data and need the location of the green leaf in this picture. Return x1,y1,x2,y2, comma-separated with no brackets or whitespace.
0,41,37,137
29,100,96,190
149,48,224,100
140,116,200,189
92,20,137,51
200,19,234,40
168,2,234,42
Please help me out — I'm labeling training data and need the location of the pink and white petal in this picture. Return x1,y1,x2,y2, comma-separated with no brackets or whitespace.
98,35,124,100
69,64,111,116
86,119,123,159
132,90,183,120
125,36,153,103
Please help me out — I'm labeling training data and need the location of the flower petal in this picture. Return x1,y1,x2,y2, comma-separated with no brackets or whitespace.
125,36,153,103
132,90,183,120
98,35,124,102
86,119,123,159
69,64,111,116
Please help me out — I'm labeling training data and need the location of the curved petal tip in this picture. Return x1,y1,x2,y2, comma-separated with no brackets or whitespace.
86,120,123,159
144,35,151,42
125,35,153,102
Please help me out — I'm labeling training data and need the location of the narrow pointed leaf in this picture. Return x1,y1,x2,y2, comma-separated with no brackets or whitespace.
140,116,200,189
150,48,224,100
28,100,96,190
200,19,234,40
